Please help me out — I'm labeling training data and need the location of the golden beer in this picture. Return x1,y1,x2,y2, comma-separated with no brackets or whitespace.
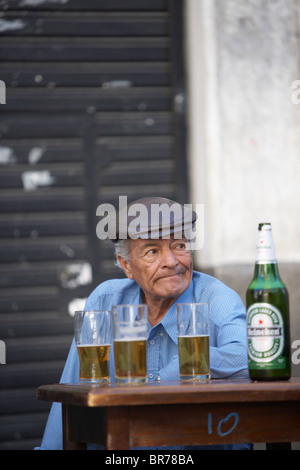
114,338,147,384
77,344,111,383
178,335,209,379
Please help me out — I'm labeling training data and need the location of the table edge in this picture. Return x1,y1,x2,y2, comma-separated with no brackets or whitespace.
36,378,300,407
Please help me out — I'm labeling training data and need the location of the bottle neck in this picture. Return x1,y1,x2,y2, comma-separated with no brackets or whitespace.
254,226,280,280
253,261,280,281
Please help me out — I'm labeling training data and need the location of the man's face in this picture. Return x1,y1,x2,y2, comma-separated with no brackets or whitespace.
119,237,193,302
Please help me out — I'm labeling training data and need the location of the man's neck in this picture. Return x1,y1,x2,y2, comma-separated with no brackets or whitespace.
142,292,176,327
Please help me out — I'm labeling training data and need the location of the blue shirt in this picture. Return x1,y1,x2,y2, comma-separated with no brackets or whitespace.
35,271,250,450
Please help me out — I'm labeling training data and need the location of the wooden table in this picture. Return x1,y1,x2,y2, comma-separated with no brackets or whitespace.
37,378,300,450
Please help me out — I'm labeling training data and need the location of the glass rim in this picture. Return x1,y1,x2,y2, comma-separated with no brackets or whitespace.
112,304,147,308
74,309,111,314
176,302,209,306
176,302,209,310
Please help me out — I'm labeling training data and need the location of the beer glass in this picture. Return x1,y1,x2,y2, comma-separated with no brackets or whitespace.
74,310,112,384
177,303,210,382
113,304,148,385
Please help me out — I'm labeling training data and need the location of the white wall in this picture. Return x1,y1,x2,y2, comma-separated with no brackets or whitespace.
185,0,300,268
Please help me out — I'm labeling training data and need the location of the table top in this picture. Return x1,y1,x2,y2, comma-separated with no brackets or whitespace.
37,377,300,408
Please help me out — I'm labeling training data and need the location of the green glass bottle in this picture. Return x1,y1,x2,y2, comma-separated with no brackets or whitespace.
246,223,291,381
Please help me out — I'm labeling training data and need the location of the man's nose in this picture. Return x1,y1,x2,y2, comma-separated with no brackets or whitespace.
161,248,178,267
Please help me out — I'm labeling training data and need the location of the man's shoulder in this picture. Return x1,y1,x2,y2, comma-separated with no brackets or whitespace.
89,277,137,299
192,270,243,302
193,270,229,290
192,271,246,326
83,277,139,311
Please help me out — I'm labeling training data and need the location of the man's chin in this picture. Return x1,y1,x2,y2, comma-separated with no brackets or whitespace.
156,276,188,296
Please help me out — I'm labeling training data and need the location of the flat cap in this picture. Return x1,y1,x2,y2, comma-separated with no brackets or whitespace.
110,196,197,242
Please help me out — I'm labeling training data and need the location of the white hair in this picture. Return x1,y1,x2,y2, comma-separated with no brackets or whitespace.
114,239,132,270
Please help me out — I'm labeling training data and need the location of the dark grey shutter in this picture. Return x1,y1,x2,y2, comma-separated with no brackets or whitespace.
0,0,188,449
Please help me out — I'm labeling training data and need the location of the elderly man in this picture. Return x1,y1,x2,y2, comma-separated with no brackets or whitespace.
36,197,250,450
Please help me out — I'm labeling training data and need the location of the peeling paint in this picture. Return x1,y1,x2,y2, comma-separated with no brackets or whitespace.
34,75,43,83
30,229,39,239
59,262,93,289
21,170,55,191
20,0,69,5
0,340,6,365
0,81,5,105
28,147,45,165
0,146,17,165
0,19,26,33
102,80,132,89
138,102,148,111
68,298,87,317
60,244,75,258
145,117,155,126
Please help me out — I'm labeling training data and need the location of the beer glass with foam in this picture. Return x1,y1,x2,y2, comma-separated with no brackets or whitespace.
177,303,210,382
113,304,148,385
74,310,112,383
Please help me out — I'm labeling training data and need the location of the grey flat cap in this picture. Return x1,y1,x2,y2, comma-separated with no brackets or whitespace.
110,196,197,242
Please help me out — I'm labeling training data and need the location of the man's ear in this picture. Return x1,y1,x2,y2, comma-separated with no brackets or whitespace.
117,255,134,279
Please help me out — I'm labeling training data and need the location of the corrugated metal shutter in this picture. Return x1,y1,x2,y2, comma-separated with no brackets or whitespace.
0,0,188,449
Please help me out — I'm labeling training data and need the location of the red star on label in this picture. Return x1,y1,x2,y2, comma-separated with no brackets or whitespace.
258,319,264,325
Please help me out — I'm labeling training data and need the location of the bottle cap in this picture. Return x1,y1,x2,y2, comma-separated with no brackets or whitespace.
258,223,272,231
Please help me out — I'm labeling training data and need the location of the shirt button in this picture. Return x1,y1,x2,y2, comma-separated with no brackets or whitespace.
150,340,155,345
160,332,164,336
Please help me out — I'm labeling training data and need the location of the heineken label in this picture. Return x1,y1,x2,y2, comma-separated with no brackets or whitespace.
247,303,285,370
255,229,276,263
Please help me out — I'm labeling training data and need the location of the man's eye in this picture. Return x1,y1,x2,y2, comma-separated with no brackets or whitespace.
176,243,186,249
146,249,157,255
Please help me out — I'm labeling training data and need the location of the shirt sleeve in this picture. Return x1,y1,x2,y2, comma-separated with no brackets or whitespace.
34,338,79,450
158,355,180,381
209,290,249,379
